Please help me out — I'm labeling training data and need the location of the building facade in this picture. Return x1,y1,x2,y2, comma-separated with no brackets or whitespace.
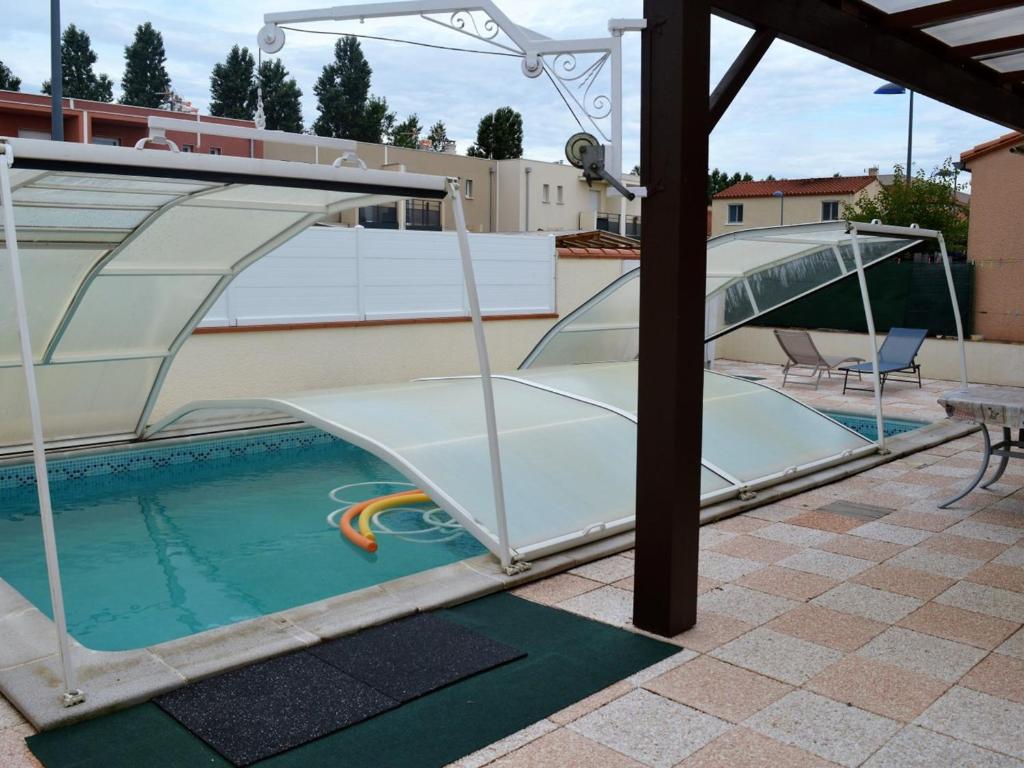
960,131,1024,342
710,175,883,236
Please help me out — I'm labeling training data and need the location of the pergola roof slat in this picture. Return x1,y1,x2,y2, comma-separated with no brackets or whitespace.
887,0,1024,29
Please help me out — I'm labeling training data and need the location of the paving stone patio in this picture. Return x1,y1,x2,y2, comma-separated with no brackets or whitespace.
3,361,1024,767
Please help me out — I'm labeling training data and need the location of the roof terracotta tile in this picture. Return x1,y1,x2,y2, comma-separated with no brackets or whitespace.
714,176,878,199
960,131,1024,165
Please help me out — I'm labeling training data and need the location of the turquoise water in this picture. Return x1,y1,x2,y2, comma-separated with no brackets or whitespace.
0,430,485,651
822,410,927,441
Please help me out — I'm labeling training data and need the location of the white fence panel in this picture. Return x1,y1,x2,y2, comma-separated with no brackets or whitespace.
201,227,555,327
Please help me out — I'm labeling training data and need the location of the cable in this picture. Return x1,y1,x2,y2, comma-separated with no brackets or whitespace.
279,26,523,58
543,67,586,133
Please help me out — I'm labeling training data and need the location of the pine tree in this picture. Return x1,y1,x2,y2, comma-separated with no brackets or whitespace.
210,45,255,120
466,107,523,160
255,59,303,133
120,22,171,107
41,25,113,102
312,36,394,142
427,120,449,151
0,60,21,92
358,96,395,144
391,114,421,148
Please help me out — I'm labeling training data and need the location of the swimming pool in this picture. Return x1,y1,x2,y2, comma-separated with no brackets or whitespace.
0,429,484,651
822,411,927,441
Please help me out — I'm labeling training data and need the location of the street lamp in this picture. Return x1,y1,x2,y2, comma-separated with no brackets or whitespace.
875,82,913,182
772,189,784,225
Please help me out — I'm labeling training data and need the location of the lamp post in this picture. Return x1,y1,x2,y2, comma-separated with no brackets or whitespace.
50,0,63,141
875,82,913,182
772,189,784,225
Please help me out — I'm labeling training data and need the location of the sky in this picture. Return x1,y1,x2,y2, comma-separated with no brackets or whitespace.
0,0,1011,182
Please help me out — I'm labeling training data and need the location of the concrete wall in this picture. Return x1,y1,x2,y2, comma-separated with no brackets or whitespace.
964,147,1024,342
152,258,626,420
709,182,882,237
716,325,1024,387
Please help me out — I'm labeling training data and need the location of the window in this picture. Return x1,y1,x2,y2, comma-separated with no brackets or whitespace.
209,147,222,155
821,201,840,221
181,144,194,153
464,179,474,198
556,185,564,204
91,136,120,146
18,129,51,140
359,203,399,229
727,204,744,224
405,200,442,231
542,183,550,203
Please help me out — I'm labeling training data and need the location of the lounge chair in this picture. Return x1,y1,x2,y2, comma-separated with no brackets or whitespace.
773,329,864,389
840,327,927,395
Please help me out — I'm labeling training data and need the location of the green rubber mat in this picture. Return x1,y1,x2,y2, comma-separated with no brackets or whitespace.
27,592,679,768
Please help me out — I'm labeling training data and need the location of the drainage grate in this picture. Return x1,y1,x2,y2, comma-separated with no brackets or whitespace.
818,500,894,520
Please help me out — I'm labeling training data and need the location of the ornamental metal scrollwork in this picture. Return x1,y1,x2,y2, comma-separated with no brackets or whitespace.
420,9,520,53
544,52,613,140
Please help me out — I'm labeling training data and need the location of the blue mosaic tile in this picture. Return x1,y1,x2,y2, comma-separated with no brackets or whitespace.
0,428,340,490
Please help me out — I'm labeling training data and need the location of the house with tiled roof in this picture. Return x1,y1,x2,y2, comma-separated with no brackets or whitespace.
709,174,883,237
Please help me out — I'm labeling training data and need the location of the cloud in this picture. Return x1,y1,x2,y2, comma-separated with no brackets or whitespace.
0,0,1007,179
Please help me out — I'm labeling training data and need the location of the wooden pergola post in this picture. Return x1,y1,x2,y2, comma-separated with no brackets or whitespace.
633,0,711,637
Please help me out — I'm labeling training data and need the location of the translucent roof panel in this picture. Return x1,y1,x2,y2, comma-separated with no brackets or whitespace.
0,137,447,450
521,222,923,369
147,364,870,561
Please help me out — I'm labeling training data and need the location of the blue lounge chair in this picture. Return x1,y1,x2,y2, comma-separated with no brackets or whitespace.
841,327,927,395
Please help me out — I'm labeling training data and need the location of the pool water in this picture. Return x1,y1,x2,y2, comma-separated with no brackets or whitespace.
0,429,485,651
822,410,927,441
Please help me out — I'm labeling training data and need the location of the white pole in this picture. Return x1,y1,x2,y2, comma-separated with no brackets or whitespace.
937,233,968,390
610,32,624,186
448,180,513,571
849,228,886,452
0,145,84,707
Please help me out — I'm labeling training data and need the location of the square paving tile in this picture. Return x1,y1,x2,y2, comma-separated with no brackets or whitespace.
786,510,864,533
698,585,797,626
625,649,700,686
856,626,986,683
805,654,949,722
752,523,837,548
549,681,633,725
558,586,633,627
994,547,1024,567
710,627,842,685
968,563,1024,593
935,581,1024,623
643,655,791,723
961,652,1024,705
700,529,738,550
898,601,1019,650
946,520,1022,545
698,551,765,583
746,503,803,523
677,727,836,768
487,726,646,768
862,725,1024,768
710,534,802,564
736,566,838,602
777,549,874,580
766,604,887,652
915,686,1024,760
811,582,923,624
817,534,906,562
569,689,731,768
880,510,961,532
998,627,1024,660
1,724,41,768
569,556,635,584
511,574,601,606
849,521,934,546
973,508,1024,530
671,611,754,653
887,547,983,579
710,516,771,534
0,697,24,730
923,534,1009,562
851,564,955,601
455,720,558,768
745,690,901,768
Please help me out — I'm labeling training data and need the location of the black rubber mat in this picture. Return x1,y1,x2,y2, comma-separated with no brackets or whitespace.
309,612,526,702
154,651,397,767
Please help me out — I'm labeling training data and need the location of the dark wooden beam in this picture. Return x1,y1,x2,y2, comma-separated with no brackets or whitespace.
888,0,1024,29
712,0,1024,131
710,29,775,130
632,0,710,637
956,33,1024,58
998,68,1024,83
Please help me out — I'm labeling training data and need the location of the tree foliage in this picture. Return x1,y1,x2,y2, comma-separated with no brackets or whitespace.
0,60,22,92
313,36,393,142
427,120,449,152
707,168,753,204
120,22,171,107
41,25,113,102
391,114,422,148
842,161,969,253
210,45,255,119
467,107,523,160
256,59,303,133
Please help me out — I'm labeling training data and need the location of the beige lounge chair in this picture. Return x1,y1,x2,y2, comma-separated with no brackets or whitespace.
773,329,863,389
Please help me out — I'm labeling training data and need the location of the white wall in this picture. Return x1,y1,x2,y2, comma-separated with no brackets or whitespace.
201,227,556,327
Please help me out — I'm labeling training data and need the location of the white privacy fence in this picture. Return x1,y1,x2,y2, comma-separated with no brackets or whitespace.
201,227,557,327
